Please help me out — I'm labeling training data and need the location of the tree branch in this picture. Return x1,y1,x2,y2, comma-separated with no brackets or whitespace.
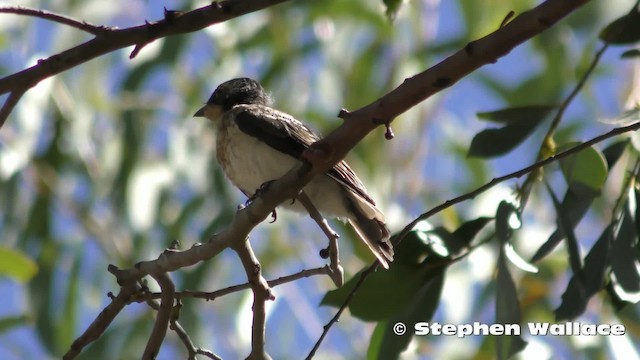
0,89,26,129
395,120,640,255
134,266,330,302
61,0,592,357
143,272,175,360
63,281,139,360
0,6,109,35
230,236,274,360
307,120,640,357
0,0,294,127
297,191,344,287
305,0,590,175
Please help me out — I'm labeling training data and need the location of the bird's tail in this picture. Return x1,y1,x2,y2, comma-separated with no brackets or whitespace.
348,212,394,269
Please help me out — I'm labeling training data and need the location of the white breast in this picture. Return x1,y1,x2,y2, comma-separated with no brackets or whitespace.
216,119,352,219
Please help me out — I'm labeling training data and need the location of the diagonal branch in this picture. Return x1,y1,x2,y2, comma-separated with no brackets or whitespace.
0,6,109,35
65,0,592,357
308,121,640,357
63,281,139,359
306,0,590,175
0,0,293,127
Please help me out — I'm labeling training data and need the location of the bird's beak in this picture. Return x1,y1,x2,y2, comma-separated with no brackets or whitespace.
193,106,206,117
193,104,223,120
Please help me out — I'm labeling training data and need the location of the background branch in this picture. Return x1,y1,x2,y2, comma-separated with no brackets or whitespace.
0,0,293,126
0,6,108,34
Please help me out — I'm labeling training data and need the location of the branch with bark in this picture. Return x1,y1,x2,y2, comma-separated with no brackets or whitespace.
2,0,603,359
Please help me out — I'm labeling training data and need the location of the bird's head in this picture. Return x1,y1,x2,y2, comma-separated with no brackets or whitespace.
194,78,270,119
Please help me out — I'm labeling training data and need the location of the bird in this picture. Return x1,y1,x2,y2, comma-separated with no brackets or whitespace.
194,78,394,268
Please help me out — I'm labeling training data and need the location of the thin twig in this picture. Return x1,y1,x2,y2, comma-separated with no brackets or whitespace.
63,281,139,360
545,44,609,140
393,121,640,248
519,43,610,207
142,286,221,360
231,237,274,360
307,121,640,358
306,261,378,359
0,0,294,127
169,306,222,360
297,191,344,287
131,266,330,303
0,6,109,35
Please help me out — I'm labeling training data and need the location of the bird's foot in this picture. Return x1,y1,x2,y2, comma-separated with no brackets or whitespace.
245,181,278,222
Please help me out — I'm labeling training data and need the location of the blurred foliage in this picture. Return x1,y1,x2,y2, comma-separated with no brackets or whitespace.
1,0,640,359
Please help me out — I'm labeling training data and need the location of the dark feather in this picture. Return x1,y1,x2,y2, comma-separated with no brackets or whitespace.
232,104,377,206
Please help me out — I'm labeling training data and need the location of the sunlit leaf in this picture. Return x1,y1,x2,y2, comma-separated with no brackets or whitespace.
0,247,38,282
504,242,538,273
495,201,521,243
559,143,608,191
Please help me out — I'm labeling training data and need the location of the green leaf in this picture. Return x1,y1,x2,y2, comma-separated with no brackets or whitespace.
504,242,538,274
602,140,629,169
368,270,445,359
59,254,81,349
0,314,31,334
495,251,528,359
476,105,556,125
599,4,640,45
419,227,452,258
559,143,608,191
322,233,432,321
495,201,521,244
606,280,631,311
621,49,640,58
469,103,554,158
0,247,38,282
611,206,640,293
555,226,612,320
449,217,493,254
546,184,583,276
531,184,597,262
468,124,539,158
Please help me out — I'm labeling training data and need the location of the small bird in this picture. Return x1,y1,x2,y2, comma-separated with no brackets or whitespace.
194,78,394,268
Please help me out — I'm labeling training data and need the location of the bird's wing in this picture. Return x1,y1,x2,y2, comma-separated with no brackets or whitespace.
232,104,378,207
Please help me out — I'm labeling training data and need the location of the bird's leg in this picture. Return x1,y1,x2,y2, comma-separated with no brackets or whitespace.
245,181,278,223
296,191,344,287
